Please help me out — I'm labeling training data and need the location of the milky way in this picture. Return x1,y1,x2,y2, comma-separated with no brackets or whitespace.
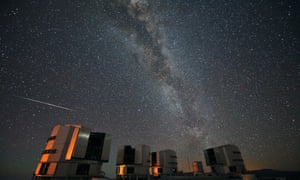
0,0,299,179
111,0,209,140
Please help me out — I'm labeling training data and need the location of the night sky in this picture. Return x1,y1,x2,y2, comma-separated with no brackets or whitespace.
0,0,299,179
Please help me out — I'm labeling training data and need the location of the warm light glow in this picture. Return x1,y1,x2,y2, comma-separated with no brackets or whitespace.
119,165,126,175
45,139,55,149
245,162,260,171
152,166,160,176
192,162,202,173
41,153,50,162
47,163,57,175
50,125,60,136
65,127,79,160
34,163,42,175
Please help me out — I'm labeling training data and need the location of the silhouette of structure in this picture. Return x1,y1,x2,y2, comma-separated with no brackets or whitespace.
32,124,261,179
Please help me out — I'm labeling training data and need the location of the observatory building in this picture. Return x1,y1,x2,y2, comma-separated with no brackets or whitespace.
33,124,111,180
192,161,204,176
150,149,178,177
204,144,246,175
116,144,151,180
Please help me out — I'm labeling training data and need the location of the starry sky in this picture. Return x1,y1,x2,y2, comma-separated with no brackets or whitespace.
0,0,299,179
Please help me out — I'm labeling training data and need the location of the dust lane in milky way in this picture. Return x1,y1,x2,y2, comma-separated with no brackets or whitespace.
109,0,209,155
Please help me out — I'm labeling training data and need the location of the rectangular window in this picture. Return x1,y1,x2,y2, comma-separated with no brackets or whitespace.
47,136,56,142
42,149,57,154
38,163,50,175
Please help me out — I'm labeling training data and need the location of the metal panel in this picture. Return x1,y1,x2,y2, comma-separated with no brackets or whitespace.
135,145,142,164
117,146,124,164
65,127,80,160
101,134,111,162
72,127,91,158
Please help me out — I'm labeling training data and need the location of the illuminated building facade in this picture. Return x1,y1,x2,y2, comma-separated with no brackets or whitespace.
204,144,246,175
116,144,150,180
150,149,178,177
192,161,204,176
33,124,111,180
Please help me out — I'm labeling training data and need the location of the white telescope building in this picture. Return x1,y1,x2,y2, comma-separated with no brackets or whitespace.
204,144,246,175
116,144,150,180
150,149,178,177
33,124,111,180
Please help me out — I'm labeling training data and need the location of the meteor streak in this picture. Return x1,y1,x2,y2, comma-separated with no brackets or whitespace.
15,96,74,112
